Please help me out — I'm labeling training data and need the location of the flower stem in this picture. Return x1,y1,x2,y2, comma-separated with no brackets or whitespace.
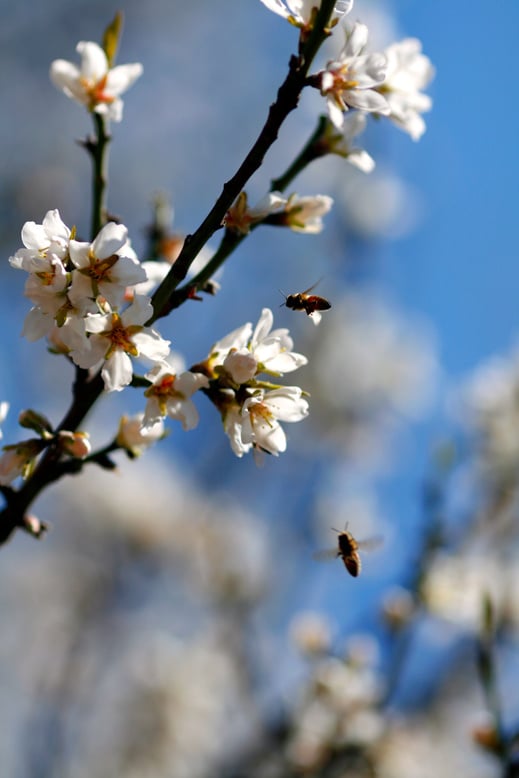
271,115,329,192
90,113,110,239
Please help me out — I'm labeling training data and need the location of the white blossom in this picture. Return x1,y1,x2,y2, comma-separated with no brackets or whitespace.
69,222,146,308
378,38,434,140
258,0,352,30
223,401,252,458
9,209,71,269
320,23,389,129
116,413,165,455
279,194,334,233
70,295,170,392
236,386,309,457
224,191,286,235
213,308,307,384
143,362,209,430
224,192,333,235
50,41,142,122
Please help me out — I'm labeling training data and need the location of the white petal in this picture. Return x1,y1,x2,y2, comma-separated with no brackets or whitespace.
70,336,107,369
347,148,375,173
264,352,308,372
68,240,91,269
254,420,287,455
175,371,210,397
98,99,124,123
327,98,345,129
105,63,143,96
49,60,84,101
169,398,199,431
354,53,388,87
22,307,52,341
21,222,50,251
76,41,108,81
343,111,367,139
212,323,252,354
334,0,353,16
252,308,274,345
92,222,128,259
132,329,171,362
122,294,154,327
343,22,369,58
102,351,133,392
84,313,111,334
249,192,286,219
40,210,68,244
143,397,164,428
346,89,390,115
264,388,309,421
258,0,291,19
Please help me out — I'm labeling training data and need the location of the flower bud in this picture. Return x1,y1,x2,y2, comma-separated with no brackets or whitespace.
58,430,91,459
223,349,258,384
116,414,165,456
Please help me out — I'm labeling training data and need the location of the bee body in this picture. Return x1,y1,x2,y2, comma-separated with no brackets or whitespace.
284,292,331,317
314,525,381,577
336,529,361,577
281,281,331,322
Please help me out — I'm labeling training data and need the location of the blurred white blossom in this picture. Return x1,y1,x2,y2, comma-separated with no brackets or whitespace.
378,38,434,140
290,611,334,656
258,0,352,31
304,292,437,463
116,413,165,456
336,167,423,238
456,348,519,487
324,111,375,172
0,402,9,440
50,41,142,122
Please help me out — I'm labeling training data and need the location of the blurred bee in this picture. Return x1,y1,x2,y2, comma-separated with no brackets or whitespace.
314,525,381,577
281,281,331,324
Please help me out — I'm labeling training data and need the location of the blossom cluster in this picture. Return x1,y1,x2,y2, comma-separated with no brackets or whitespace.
9,210,170,393
261,0,434,144
6,211,311,470
198,308,309,457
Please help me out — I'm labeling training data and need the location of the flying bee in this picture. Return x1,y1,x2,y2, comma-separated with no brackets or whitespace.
281,281,331,325
314,525,382,577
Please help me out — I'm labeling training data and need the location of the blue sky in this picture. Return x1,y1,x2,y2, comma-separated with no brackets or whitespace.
385,0,519,376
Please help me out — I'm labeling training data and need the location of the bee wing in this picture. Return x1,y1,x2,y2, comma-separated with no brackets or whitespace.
308,310,322,326
356,536,384,552
313,548,339,562
302,278,323,295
